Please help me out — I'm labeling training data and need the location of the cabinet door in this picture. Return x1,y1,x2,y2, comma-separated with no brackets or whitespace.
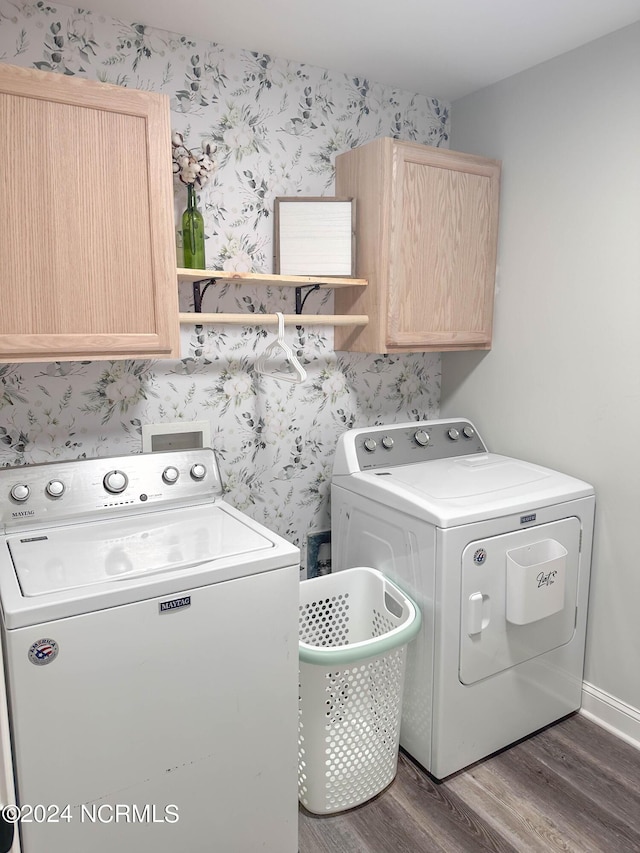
387,143,500,351
335,138,500,353
0,63,179,362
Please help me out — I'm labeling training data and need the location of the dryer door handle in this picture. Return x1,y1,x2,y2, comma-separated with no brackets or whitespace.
467,592,484,635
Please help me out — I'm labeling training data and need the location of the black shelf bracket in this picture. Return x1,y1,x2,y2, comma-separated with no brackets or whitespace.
192,278,322,315
192,278,217,313
295,284,321,315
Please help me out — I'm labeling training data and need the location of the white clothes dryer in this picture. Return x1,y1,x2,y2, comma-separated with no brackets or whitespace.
331,418,595,779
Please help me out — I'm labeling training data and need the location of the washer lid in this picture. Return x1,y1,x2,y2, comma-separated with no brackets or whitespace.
7,503,273,597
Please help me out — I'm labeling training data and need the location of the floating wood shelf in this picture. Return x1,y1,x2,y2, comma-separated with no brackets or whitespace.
177,268,368,289
177,268,369,327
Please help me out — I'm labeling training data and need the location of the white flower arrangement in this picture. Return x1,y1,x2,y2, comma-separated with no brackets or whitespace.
171,131,217,188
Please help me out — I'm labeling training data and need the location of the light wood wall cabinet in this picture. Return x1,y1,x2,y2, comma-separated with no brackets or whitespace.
334,138,501,353
0,63,179,363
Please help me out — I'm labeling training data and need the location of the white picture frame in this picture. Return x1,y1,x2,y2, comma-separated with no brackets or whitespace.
274,197,355,277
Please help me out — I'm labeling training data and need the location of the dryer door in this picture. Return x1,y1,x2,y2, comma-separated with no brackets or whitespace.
459,517,581,685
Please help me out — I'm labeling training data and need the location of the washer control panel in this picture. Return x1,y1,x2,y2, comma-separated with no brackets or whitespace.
0,448,222,529
354,420,487,470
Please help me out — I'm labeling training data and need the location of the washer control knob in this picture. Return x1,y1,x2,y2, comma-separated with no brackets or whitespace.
363,438,377,453
103,470,128,494
462,425,475,439
413,429,430,447
10,484,30,502
190,464,207,481
447,428,460,441
45,480,65,498
381,435,394,450
162,466,179,485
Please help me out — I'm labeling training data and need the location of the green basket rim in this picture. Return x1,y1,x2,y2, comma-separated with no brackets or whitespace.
298,570,422,665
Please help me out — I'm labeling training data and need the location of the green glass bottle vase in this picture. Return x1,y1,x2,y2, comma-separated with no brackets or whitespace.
182,183,205,269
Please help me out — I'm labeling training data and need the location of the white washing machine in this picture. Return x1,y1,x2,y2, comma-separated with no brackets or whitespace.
0,449,299,853
331,418,595,780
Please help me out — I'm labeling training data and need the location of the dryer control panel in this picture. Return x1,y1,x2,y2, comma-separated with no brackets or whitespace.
340,419,488,472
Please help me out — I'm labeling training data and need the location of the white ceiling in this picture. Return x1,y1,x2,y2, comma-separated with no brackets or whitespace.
76,0,640,101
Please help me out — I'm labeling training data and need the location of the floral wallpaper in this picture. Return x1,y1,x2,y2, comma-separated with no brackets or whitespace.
0,0,446,571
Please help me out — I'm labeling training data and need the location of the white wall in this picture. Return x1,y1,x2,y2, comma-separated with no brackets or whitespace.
441,23,640,717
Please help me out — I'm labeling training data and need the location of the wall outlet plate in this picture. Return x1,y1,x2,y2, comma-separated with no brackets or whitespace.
307,530,332,578
142,421,211,453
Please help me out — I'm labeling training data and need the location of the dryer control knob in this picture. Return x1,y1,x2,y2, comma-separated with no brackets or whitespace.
190,464,207,481
162,466,179,485
103,470,128,494
447,428,460,441
45,479,65,498
381,435,394,450
10,484,30,502
363,438,377,453
462,425,475,439
413,429,430,447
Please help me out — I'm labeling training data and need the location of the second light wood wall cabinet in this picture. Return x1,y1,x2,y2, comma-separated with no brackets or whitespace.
334,137,501,353
0,62,179,363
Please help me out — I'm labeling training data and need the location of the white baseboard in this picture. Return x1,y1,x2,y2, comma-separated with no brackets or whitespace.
581,681,640,751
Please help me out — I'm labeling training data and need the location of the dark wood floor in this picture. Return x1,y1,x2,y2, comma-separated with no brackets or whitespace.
299,714,640,852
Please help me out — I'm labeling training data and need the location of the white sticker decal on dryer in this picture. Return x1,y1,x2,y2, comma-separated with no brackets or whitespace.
473,548,487,565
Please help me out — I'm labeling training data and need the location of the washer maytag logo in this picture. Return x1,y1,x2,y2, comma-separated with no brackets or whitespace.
520,513,537,524
159,596,191,614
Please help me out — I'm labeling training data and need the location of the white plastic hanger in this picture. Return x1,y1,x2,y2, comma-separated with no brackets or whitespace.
255,312,307,384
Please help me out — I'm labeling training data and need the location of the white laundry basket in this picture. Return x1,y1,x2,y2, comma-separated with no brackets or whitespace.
298,567,421,814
